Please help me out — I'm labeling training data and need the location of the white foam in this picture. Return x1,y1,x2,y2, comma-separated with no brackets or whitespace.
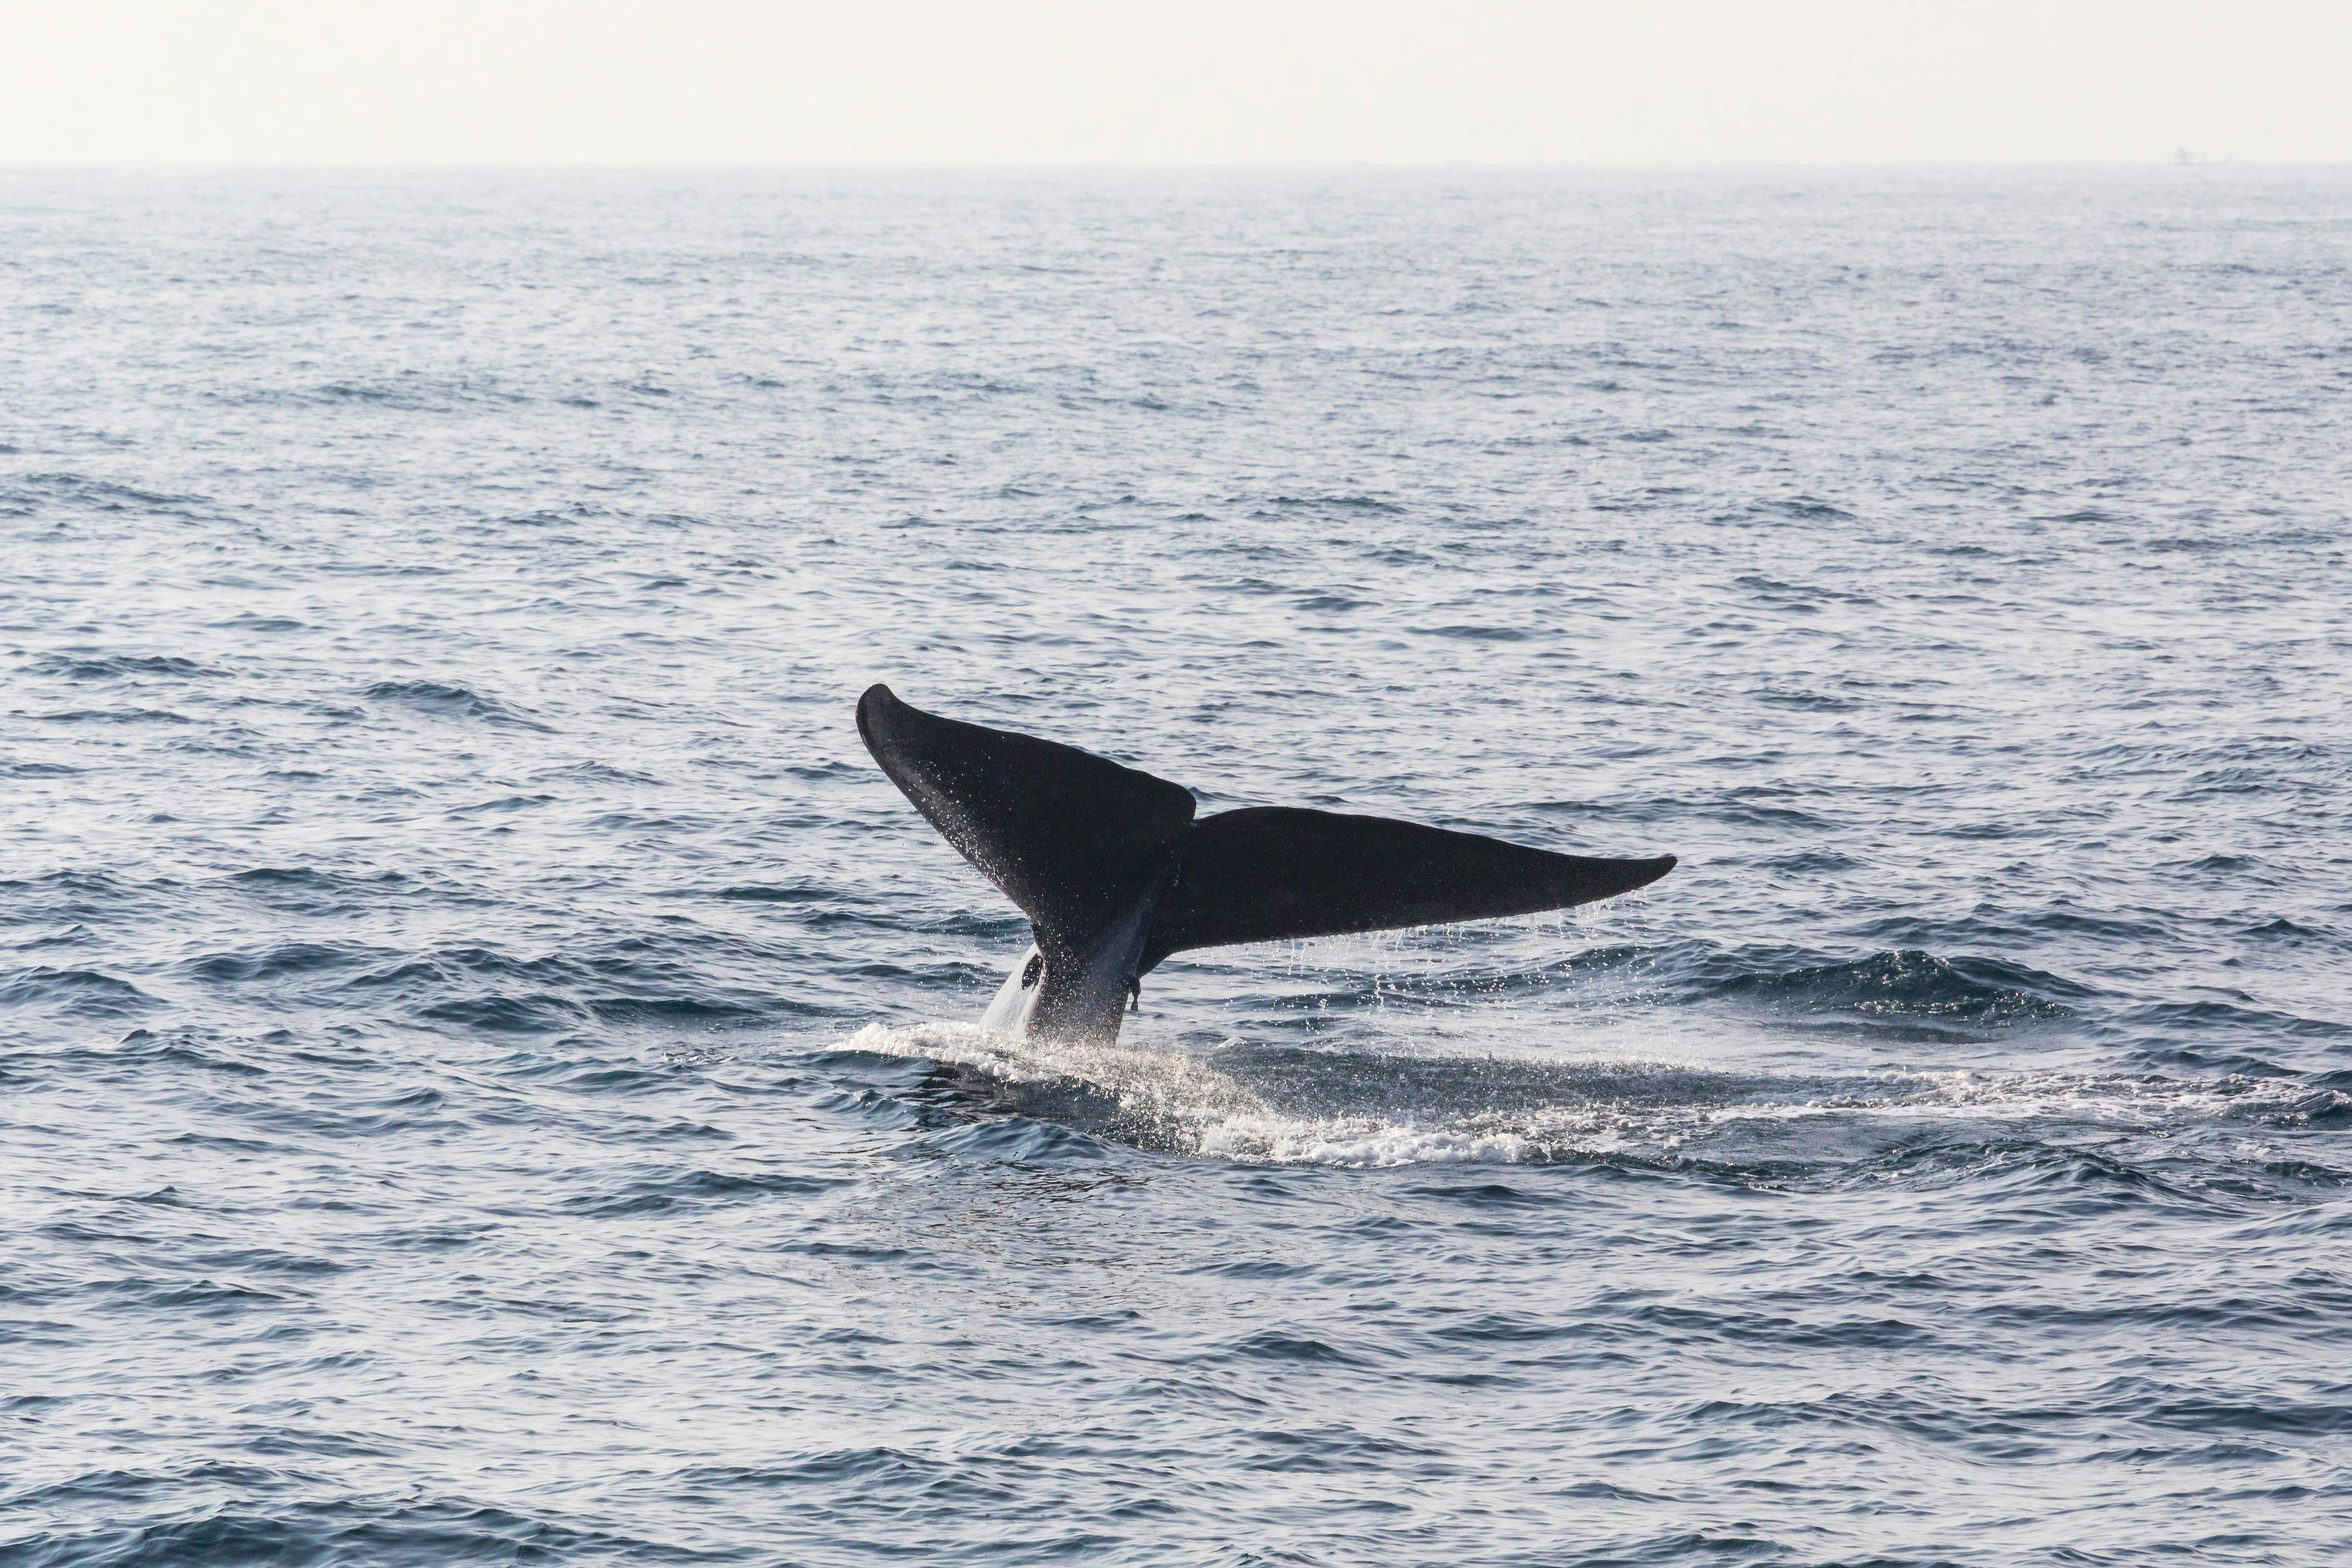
838,1021,2320,1168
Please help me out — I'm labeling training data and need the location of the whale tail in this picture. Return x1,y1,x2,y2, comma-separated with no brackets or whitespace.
1139,806,1675,970
855,684,1195,964
856,684,1674,972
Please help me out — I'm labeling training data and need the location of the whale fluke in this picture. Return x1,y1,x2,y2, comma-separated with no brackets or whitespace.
856,684,1674,1042
856,683,1194,962
1141,806,1676,971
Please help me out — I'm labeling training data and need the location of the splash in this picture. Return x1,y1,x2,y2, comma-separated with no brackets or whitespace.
838,1021,2322,1169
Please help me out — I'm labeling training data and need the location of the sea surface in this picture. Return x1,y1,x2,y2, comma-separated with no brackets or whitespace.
3,167,2350,1566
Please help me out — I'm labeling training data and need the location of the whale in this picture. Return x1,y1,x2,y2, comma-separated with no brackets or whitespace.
856,684,1676,1045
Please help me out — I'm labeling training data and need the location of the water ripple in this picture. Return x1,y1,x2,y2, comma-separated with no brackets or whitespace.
2,165,2347,1567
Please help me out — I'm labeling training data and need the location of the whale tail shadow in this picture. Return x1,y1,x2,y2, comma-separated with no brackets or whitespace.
856,683,1675,974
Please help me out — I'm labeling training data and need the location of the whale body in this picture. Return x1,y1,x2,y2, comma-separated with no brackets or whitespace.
856,685,1676,1045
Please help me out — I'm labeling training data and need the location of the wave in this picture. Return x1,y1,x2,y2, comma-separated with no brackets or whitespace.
338,942,836,1035
361,679,552,730
25,652,224,681
1688,947,2091,1030
1197,939,2098,1043
0,966,158,1019
32,707,193,725
184,941,389,985
6,471,208,514
12,1501,679,1568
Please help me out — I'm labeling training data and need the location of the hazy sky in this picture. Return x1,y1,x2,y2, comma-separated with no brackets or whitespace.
4,0,2348,164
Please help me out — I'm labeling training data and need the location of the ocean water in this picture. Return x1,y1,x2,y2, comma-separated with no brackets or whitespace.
3,166,2349,1566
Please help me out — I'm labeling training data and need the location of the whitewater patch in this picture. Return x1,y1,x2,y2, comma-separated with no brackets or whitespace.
835,1022,2320,1169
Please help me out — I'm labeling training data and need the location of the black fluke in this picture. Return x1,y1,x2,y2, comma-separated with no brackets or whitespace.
855,683,1195,964
856,684,1675,1041
1138,806,1677,971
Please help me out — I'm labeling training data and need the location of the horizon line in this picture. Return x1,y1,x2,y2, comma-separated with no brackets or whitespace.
1,157,2339,172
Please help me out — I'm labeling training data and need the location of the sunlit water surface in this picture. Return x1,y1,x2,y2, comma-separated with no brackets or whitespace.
4,168,2350,1566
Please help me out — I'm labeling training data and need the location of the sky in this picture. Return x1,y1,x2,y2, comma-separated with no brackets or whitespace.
3,0,2349,164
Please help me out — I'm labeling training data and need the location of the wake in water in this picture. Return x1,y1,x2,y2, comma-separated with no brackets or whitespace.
841,1019,2343,1170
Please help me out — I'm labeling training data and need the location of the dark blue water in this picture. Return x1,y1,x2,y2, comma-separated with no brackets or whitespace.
4,167,2350,1566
